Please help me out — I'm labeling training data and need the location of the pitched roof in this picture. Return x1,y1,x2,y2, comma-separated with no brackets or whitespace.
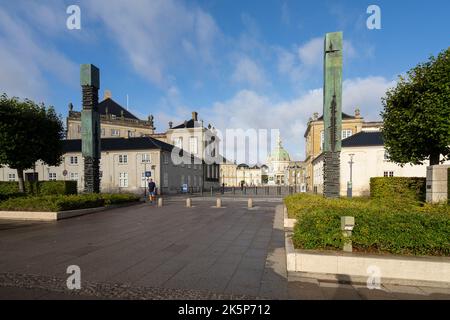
98,98,139,120
342,131,383,147
317,112,355,120
62,137,174,153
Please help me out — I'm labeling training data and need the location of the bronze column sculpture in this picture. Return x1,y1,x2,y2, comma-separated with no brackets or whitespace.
323,32,343,198
80,64,101,193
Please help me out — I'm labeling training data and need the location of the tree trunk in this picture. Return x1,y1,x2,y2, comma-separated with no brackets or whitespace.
429,152,440,166
17,168,25,193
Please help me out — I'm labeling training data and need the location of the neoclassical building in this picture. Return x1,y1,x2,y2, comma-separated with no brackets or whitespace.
266,136,291,185
303,108,382,191
1,90,221,193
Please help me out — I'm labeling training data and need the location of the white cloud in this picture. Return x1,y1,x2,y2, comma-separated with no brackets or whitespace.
231,56,269,88
0,7,77,101
298,37,323,67
198,76,394,161
86,0,220,89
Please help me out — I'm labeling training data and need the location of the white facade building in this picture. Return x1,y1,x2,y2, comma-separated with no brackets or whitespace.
312,131,442,196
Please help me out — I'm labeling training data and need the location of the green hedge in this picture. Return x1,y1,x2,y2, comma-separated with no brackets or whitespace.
0,181,77,197
285,193,450,256
448,168,450,204
370,177,426,203
0,193,140,212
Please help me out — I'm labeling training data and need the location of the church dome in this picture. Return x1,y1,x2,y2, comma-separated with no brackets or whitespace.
268,136,290,162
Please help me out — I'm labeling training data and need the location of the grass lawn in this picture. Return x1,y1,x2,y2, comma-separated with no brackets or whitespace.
284,193,450,257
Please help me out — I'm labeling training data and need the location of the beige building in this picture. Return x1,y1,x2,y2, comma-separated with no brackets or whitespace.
164,111,221,189
303,108,382,191
219,161,268,187
66,91,155,140
0,137,203,195
285,161,307,191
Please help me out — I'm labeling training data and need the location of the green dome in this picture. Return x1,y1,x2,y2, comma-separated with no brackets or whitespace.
268,136,290,162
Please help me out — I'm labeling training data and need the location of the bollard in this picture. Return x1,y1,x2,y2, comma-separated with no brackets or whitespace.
210,186,213,196
216,198,222,208
158,197,163,207
248,198,253,208
186,198,192,208
341,216,355,252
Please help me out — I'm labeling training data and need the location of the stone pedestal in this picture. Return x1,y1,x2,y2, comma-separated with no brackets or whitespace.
426,165,449,203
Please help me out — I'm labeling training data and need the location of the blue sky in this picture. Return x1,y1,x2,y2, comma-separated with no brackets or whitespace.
0,0,449,160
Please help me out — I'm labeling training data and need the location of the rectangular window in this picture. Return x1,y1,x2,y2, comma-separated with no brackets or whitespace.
70,172,78,181
119,172,128,187
70,156,78,165
189,137,198,154
142,154,151,163
342,129,353,140
101,128,105,136
174,137,183,149
383,171,394,177
118,154,128,164
49,173,57,181
111,129,120,136
163,172,169,187
163,153,169,164
8,173,15,181
320,131,324,151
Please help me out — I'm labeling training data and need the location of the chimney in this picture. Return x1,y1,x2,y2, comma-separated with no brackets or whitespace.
104,90,112,100
192,111,198,121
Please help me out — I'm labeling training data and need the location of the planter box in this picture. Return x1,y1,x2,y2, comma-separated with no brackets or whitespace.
0,202,141,221
285,232,450,288
283,205,297,229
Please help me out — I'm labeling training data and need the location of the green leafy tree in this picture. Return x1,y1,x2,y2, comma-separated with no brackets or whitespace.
0,94,65,192
381,47,450,165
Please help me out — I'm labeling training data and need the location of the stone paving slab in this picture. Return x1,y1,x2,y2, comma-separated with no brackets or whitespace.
1,202,449,300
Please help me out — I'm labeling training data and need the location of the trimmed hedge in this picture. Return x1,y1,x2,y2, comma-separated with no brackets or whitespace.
285,193,450,256
370,177,426,203
0,193,140,212
0,181,77,197
448,168,450,204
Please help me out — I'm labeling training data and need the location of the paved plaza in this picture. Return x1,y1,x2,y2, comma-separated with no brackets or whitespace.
0,200,449,300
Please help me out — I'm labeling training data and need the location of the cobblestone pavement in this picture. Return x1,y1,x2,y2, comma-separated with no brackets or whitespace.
0,200,448,300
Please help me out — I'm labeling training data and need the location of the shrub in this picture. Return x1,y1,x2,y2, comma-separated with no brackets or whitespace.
38,181,78,195
0,181,77,198
285,193,450,256
0,194,104,212
100,193,140,205
0,193,140,212
370,177,426,203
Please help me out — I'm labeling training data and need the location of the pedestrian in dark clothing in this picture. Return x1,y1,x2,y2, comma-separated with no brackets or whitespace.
148,179,156,203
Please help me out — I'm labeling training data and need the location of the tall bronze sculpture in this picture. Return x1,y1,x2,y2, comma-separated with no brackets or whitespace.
80,64,101,193
323,32,343,198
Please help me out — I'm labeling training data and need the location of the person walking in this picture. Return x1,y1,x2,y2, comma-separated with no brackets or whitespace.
148,178,156,203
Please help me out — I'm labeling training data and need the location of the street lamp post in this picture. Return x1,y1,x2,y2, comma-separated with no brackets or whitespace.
347,153,355,198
